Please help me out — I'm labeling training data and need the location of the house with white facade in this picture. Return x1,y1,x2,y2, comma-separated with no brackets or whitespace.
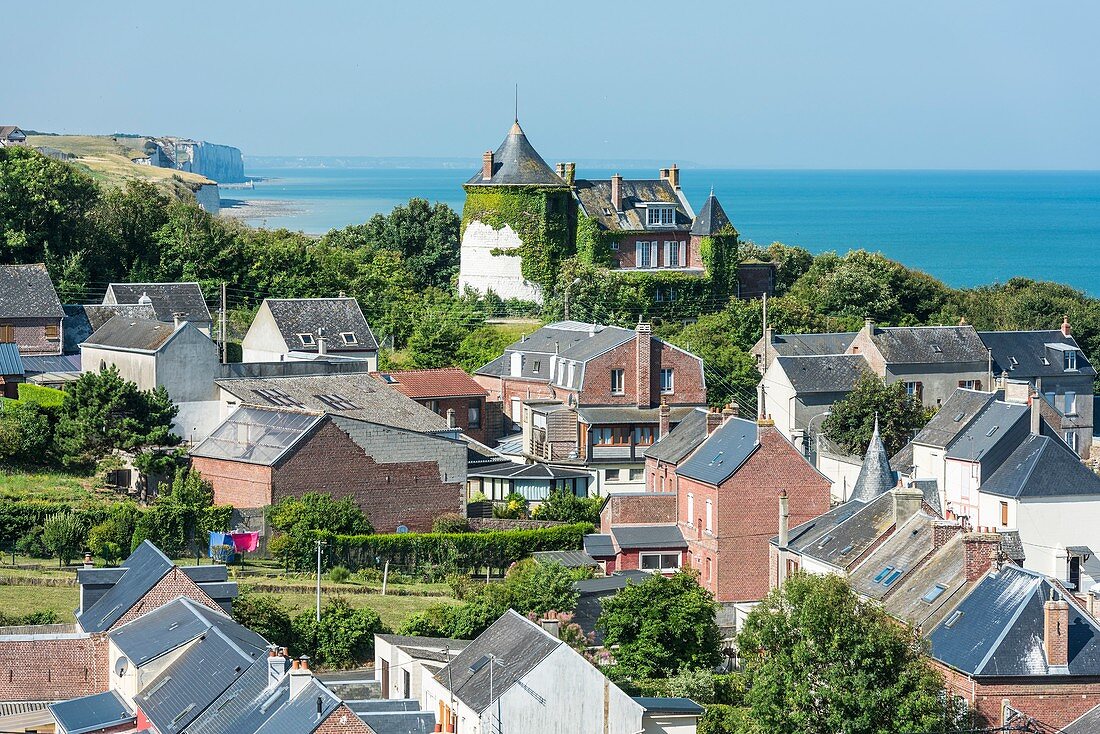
241,297,378,369
102,282,213,335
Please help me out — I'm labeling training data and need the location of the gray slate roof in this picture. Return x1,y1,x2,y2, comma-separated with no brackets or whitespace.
0,264,64,319
929,565,1100,676
643,408,708,463
979,330,1096,378
574,178,692,232
632,697,705,715
104,282,211,323
532,550,598,568
20,353,79,374
912,389,994,448
434,610,562,713
758,332,858,359
264,297,378,352
890,442,914,475
943,400,1029,470
850,422,896,503
0,343,23,375
676,417,759,485
1065,702,1100,734
849,512,937,601
610,524,687,550
583,533,615,557
775,354,867,394
466,121,565,187
577,405,698,426
82,315,183,352
999,530,1026,564
49,690,133,734
979,434,1100,499
76,541,174,632
63,303,157,353
690,192,734,236
868,325,988,364
216,373,449,432
779,492,896,570
881,531,971,631
357,711,436,734
476,321,613,379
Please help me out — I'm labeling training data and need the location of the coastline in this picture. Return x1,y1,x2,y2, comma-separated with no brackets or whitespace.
219,197,305,223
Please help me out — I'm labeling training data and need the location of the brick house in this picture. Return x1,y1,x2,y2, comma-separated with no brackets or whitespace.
376,367,502,444
583,491,684,574
0,263,65,356
190,405,466,533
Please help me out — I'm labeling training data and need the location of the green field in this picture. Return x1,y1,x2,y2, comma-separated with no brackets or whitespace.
0,584,78,618
0,470,99,502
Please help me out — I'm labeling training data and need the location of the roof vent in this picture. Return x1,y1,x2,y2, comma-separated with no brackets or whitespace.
138,291,152,306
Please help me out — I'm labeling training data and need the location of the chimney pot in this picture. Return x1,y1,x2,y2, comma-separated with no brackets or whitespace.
291,660,300,670
1062,315,1072,337
299,656,309,671
706,410,722,435
611,174,623,211
173,313,186,330
446,408,456,429
83,552,93,568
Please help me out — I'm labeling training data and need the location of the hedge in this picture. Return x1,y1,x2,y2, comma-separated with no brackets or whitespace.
0,499,112,548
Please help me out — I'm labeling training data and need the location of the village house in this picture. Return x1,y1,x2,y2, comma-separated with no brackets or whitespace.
0,263,65,356
751,328,858,373
759,352,866,456
0,343,24,398
241,297,378,369
102,281,213,335
0,126,27,146
375,367,502,444
374,633,469,703
190,405,467,533
465,462,593,504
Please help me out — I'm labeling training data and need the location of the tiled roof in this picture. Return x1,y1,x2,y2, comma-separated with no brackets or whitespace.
465,121,565,187
979,434,1100,499
264,297,378,352
574,178,692,232
675,417,759,485
690,192,734,236
979,330,1096,378
1065,702,1100,734
0,264,64,319
583,533,615,558
756,332,858,360
911,389,994,448
81,316,183,353
577,405,698,426
110,597,265,668
867,325,987,364
476,321,614,379
774,354,867,394
375,367,487,399
104,282,211,323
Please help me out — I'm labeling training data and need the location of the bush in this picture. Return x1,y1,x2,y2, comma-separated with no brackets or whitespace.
667,668,716,704
328,565,351,583
532,491,602,525
432,513,471,534
492,492,528,519
14,528,48,558
42,511,86,566
504,560,578,616
232,593,294,647
293,597,388,669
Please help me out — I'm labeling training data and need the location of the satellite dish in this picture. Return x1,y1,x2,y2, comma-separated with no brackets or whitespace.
396,525,409,534
114,656,130,677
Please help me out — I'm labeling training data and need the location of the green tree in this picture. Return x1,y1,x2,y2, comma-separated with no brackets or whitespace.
88,501,140,565
407,307,466,369
504,559,578,616
0,400,56,466
531,491,602,526
293,597,388,669
233,592,294,647
738,573,964,734
822,372,933,456
455,325,519,373
342,199,461,290
42,511,86,566
268,493,372,536
597,571,721,679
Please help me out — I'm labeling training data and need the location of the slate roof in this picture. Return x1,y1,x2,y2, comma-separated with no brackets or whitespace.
999,530,1026,565
881,531,972,631
912,389,995,448
476,322,615,379
979,330,1096,378
375,367,487,399
191,406,323,466
49,690,133,734
346,699,425,714
774,354,867,393
867,325,988,364
0,264,64,319
676,417,759,485
890,442,915,475
908,478,942,517
849,512,937,601
757,332,858,359
532,550,598,568
435,610,562,713
357,711,436,734
1065,702,1100,734
632,697,705,715
979,434,1100,499
264,297,378,352
104,282,211,323
467,463,592,480
929,565,1100,676
778,492,896,571
0,343,23,375
82,315,183,353
690,192,734,236
610,524,687,550
76,541,175,632
63,303,157,353
583,533,615,558
216,373,449,432
466,121,565,187
643,408,709,463
850,421,897,503
577,405,698,426
943,400,1029,470
574,178,692,232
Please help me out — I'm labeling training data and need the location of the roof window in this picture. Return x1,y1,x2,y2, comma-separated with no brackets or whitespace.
953,411,965,422
931,345,943,353
340,332,358,345
986,426,999,437
253,387,303,408
817,535,834,549
708,451,724,467
944,610,963,628
297,332,315,346
883,569,903,586
873,566,894,583
840,544,854,555
314,393,360,411
921,584,947,604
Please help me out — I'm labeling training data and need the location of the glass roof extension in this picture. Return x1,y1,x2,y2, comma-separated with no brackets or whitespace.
191,407,321,466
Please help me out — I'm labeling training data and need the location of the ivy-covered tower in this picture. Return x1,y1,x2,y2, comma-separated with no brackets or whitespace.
691,190,740,299
458,119,575,303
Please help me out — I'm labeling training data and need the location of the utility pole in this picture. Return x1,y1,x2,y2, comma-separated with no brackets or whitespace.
760,293,768,419
563,277,581,321
315,539,325,622
221,282,228,364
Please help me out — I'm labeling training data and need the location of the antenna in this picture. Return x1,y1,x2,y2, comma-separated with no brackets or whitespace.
514,83,519,122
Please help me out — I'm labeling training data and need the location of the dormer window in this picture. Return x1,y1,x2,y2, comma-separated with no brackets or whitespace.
297,333,315,346
1064,350,1078,370
340,332,357,346
646,205,675,227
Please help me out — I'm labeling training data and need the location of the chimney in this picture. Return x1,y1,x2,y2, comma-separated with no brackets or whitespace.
1089,591,1099,620
706,409,722,435
659,167,669,181
778,490,790,549
658,399,670,439
565,162,576,185
539,618,561,638
482,151,494,180
932,521,962,550
1029,388,1043,435
864,317,876,334
268,646,291,689
1062,315,1072,337
555,162,566,179
446,408,456,429
635,322,652,407
173,312,186,330
668,164,680,189
764,326,776,345
611,174,623,211
721,404,735,422
891,488,924,527
290,656,311,699
83,552,93,569
1044,591,1070,670
962,532,1001,582
1004,379,1030,405
316,328,327,356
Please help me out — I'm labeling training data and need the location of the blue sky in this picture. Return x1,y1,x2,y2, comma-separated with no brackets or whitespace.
3,1,1097,168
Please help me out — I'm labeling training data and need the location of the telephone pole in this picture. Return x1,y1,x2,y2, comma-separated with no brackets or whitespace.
221,282,228,364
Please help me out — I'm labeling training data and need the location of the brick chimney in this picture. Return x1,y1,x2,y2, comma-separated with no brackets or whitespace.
721,404,735,421
1003,379,1030,405
611,174,623,211
863,317,876,335
962,532,1001,582
706,409,722,435
658,398,670,439
482,150,494,181
659,167,669,181
891,488,924,527
564,162,576,185
667,164,680,189
1044,591,1070,670
1029,388,1043,435
555,163,566,179
635,322,652,407
932,521,962,550
1062,315,1072,337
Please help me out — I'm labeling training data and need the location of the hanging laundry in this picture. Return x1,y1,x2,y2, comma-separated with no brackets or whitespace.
209,531,235,560
229,530,260,553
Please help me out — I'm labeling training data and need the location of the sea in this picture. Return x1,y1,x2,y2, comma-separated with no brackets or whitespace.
220,167,1100,295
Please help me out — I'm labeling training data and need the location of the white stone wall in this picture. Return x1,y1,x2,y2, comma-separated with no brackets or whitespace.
458,220,542,303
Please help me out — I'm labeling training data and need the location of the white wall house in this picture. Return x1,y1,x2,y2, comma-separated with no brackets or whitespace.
241,297,377,370
374,634,468,703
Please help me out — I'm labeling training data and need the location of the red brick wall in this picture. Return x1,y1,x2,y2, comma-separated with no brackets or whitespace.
416,395,496,444
2,317,63,356
687,235,706,270
579,338,705,408
600,493,677,533
501,379,556,419
613,549,683,573
846,329,886,375
612,235,691,270
271,421,463,533
315,703,374,733
679,424,831,603
111,567,223,629
0,633,109,701
193,456,274,508
646,457,679,494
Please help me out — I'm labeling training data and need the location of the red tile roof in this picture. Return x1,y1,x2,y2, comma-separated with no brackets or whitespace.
373,368,488,399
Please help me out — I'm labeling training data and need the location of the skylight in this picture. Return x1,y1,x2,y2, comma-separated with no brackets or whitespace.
314,393,360,411
817,535,834,549
921,584,947,604
840,544,854,555
986,426,999,437
953,412,965,422
932,345,943,353
708,451,724,467
340,331,358,345
297,332,315,346
883,569,903,586
253,387,303,408
945,610,963,627
873,566,894,583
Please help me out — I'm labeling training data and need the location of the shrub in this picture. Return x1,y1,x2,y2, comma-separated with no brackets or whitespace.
233,593,294,647
532,491,602,525
42,511,86,566
328,565,351,583
293,598,388,669
432,513,471,534
492,492,528,519
14,528,48,558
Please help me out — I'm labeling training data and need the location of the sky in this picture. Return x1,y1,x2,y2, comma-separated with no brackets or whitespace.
3,1,1098,169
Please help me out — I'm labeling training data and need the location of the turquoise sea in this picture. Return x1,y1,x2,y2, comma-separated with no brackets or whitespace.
221,167,1100,294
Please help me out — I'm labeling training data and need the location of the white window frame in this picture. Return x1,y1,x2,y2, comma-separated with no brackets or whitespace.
629,467,644,482
610,369,625,395
636,240,654,269
687,493,694,527
340,331,357,345
297,332,315,346
660,368,674,394
605,468,621,482
639,552,681,573
959,380,977,390
905,382,918,396
665,241,680,267
1065,350,1078,370
1066,430,1079,454
567,361,576,386
705,499,713,534
1065,391,1077,415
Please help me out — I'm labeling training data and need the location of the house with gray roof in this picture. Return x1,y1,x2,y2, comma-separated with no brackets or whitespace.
0,263,65,356
0,126,27,146
422,609,701,734
751,328,858,372
374,634,469,703
102,282,212,334
241,297,378,369
760,352,867,456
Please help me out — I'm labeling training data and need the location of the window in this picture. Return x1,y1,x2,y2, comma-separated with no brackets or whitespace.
633,426,655,445
1065,350,1078,370
567,362,576,386
629,468,644,482
340,332,357,345
1000,501,1009,526
44,323,59,339
0,324,12,342
593,427,613,445
1065,391,1077,415
532,360,541,374
468,400,482,429
636,241,654,268
605,468,621,482
665,241,680,267
610,241,619,251
706,556,713,582
705,499,713,533
1066,430,1079,454
958,380,977,390
426,399,440,413
640,553,681,572
687,493,694,527
660,368,674,394
610,369,625,395
921,584,947,604
904,382,923,400
944,610,963,627
883,569,903,586
296,332,315,346
873,566,895,583
314,393,360,411
646,206,675,226
253,387,303,407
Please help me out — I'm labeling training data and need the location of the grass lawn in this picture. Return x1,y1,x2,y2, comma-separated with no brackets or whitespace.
0,584,78,619
266,589,457,630
0,470,100,502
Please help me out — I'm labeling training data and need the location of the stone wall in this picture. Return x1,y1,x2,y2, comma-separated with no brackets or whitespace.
458,220,542,302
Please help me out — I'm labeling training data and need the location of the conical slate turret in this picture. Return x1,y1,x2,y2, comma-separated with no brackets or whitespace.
850,417,896,503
